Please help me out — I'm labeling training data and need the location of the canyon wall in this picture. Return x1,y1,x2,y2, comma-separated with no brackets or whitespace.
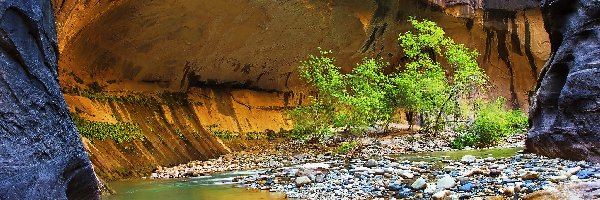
51,0,551,179
526,0,600,163
64,88,303,180
0,1,99,199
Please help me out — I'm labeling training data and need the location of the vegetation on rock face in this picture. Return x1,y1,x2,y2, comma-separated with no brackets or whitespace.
71,113,144,143
290,18,527,144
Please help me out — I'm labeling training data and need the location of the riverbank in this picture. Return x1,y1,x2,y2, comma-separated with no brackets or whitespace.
150,133,600,199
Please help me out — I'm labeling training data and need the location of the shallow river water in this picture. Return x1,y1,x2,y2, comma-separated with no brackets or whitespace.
104,147,523,199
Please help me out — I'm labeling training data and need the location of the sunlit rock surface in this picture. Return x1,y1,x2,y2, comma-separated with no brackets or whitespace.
527,0,600,163
0,1,99,199
48,0,553,180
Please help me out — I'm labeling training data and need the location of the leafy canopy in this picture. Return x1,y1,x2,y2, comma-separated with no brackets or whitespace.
290,18,526,142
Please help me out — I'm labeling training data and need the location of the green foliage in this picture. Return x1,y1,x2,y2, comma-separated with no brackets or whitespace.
290,18,489,139
450,133,478,149
175,128,187,141
71,113,144,143
245,132,267,140
336,141,358,154
207,124,240,140
451,98,528,148
393,17,487,133
291,50,396,139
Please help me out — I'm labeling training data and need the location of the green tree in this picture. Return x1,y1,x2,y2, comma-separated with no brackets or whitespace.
392,18,487,133
292,50,396,138
291,18,504,140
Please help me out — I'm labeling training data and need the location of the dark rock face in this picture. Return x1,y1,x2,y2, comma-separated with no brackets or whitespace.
0,1,99,199
527,0,600,162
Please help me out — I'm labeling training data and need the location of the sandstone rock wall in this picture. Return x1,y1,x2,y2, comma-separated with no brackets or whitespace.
64,88,304,180
55,0,549,109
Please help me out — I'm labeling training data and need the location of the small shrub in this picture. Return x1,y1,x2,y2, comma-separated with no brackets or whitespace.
245,132,266,140
451,98,528,148
450,133,478,149
336,141,358,154
207,124,239,140
71,113,144,143
175,128,187,141
86,81,105,93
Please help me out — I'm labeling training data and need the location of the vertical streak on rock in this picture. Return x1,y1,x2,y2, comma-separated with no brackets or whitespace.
485,9,521,108
0,1,99,199
523,13,539,80
497,30,521,109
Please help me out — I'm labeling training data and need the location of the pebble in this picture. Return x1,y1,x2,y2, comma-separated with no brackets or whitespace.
365,159,378,167
149,133,598,199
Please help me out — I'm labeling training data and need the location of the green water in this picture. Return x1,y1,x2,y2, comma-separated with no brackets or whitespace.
104,170,285,200
105,147,522,199
395,147,523,162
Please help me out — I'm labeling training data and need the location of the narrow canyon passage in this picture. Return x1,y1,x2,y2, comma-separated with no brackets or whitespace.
0,0,598,199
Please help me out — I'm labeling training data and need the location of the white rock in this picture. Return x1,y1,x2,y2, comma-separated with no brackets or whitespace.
302,163,330,169
411,177,427,190
461,155,477,163
424,183,437,194
549,175,568,183
569,175,580,181
432,190,451,200
437,175,456,189
567,166,581,175
399,170,414,179
351,167,370,172
295,176,312,187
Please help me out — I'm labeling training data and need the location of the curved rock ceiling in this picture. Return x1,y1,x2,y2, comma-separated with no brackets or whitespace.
53,0,550,108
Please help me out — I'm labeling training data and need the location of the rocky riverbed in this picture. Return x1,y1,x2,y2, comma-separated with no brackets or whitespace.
235,153,599,199
150,133,600,199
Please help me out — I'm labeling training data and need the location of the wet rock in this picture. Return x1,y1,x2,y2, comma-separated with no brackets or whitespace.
411,177,428,190
459,182,474,192
526,0,600,163
437,175,457,189
0,1,100,199
365,159,379,168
